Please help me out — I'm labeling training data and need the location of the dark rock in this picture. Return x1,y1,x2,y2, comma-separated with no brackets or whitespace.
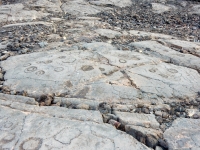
98,102,111,114
158,139,168,149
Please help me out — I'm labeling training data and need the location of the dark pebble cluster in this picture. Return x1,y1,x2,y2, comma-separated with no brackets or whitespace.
93,0,200,41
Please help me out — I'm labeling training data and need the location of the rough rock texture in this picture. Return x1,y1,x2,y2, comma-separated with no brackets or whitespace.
164,118,200,150
0,0,200,149
0,104,150,150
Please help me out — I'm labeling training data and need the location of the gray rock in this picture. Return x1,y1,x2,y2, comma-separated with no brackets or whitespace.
0,4,49,22
151,3,176,14
0,106,150,150
113,111,160,129
76,103,90,110
53,97,100,110
161,39,200,57
0,100,103,123
0,93,38,105
188,5,200,15
81,42,117,51
125,125,163,148
129,30,176,40
61,0,109,16
130,41,200,72
2,22,53,28
125,62,200,100
95,29,122,39
164,118,200,150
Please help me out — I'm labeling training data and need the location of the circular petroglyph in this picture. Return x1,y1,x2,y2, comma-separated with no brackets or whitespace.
62,58,76,63
24,66,37,73
3,133,15,142
20,138,42,150
159,74,168,78
35,70,45,75
55,128,81,144
36,61,44,64
3,121,13,128
54,67,64,72
44,60,52,64
168,69,178,73
81,65,94,71
23,63,31,67
149,68,158,73
58,56,66,59
119,59,127,63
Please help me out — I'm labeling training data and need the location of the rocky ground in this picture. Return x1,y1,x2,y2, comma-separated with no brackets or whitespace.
0,0,200,150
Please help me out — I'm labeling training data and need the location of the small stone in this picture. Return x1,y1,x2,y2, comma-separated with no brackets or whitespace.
38,41,48,48
108,119,121,129
142,108,150,114
98,102,111,114
176,112,180,117
156,116,163,124
175,106,185,112
76,103,90,110
44,96,53,106
155,111,162,117
137,103,144,108
192,114,199,119
158,139,168,149
170,102,176,107
146,135,158,148
162,112,169,118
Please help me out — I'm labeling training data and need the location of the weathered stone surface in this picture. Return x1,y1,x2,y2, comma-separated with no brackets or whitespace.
0,100,103,123
61,0,109,16
125,63,200,100
0,93,38,105
0,4,49,22
26,0,62,13
113,111,160,129
1,48,158,101
151,3,175,14
54,97,100,110
188,4,200,15
2,22,53,28
0,106,150,150
125,125,163,148
129,30,176,40
80,42,117,51
130,41,200,72
161,39,200,57
95,29,122,38
164,118,200,150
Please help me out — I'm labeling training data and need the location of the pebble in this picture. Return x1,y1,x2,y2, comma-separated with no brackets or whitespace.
142,107,150,114
155,111,162,116
192,114,199,119
175,106,185,112
162,112,169,118
156,116,163,124
98,102,111,114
